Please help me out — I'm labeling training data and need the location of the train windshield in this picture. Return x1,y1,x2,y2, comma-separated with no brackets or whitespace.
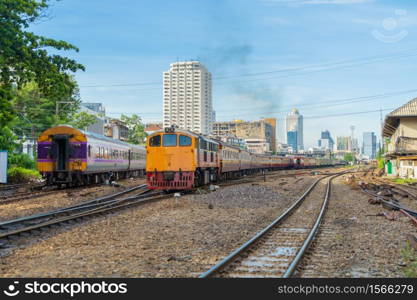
179,135,191,146
149,135,161,147
163,134,177,146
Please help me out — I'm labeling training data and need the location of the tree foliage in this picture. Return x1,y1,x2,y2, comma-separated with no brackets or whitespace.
0,0,84,92
343,152,354,162
120,114,147,145
12,80,81,139
0,0,84,153
68,111,97,131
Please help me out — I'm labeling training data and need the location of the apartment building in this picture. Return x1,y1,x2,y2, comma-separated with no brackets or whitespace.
163,61,213,135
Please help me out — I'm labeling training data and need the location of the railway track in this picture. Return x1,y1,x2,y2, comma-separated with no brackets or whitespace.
0,184,168,248
199,172,345,278
0,188,59,205
0,183,43,192
0,181,139,205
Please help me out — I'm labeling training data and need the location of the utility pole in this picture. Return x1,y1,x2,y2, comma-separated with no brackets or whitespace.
55,101,73,120
380,108,383,154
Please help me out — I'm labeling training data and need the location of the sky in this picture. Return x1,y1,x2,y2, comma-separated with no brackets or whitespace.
30,0,417,148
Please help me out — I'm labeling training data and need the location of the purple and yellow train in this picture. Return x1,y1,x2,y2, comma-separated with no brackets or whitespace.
37,125,146,186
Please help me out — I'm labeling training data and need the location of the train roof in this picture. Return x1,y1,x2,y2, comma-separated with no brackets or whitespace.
150,128,219,144
82,129,145,150
39,125,145,150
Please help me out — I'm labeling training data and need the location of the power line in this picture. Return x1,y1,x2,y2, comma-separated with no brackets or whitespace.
79,49,417,89
303,108,394,120
102,87,415,117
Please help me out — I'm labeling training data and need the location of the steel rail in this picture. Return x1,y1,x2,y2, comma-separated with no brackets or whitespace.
0,191,167,241
282,173,344,277
199,170,352,278
361,188,417,218
0,184,148,229
198,174,333,278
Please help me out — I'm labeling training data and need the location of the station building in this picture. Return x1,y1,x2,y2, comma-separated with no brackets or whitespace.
383,98,417,178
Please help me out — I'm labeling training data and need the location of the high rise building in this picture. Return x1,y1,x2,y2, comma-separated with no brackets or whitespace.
336,136,351,151
163,61,213,135
262,118,277,153
287,131,298,151
363,132,377,159
285,109,303,151
318,130,334,151
212,118,276,153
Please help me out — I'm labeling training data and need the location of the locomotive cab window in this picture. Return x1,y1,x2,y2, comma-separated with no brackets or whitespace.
179,135,191,146
163,134,177,146
149,135,161,147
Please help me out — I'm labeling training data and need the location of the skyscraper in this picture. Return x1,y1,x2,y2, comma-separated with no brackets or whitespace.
363,132,377,159
287,131,298,151
336,136,351,151
318,130,334,151
163,61,213,135
285,109,303,151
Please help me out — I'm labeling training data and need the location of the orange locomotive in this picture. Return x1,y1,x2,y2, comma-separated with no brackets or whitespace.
146,128,219,189
146,127,294,190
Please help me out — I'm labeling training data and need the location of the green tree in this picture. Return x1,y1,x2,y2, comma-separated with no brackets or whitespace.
343,152,354,163
120,114,147,145
12,81,81,139
69,111,97,131
0,0,84,152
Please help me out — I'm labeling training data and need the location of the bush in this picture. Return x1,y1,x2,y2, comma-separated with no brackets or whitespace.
8,153,36,169
377,158,385,170
395,178,417,185
7,167,41,183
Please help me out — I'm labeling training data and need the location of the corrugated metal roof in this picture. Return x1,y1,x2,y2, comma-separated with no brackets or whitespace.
387,98,417,117
382,98,417,137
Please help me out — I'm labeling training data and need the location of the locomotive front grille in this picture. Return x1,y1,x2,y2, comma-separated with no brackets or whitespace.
162,172,175,181
147,171,194,190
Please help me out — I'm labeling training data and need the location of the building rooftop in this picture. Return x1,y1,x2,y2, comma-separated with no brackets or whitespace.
145,124,162,132
383,98,417,137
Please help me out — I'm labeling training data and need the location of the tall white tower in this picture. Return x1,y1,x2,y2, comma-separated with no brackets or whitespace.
163,61,213,135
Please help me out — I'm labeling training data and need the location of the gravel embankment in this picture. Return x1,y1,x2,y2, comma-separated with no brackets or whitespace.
0,172,319,277
298,174,415,277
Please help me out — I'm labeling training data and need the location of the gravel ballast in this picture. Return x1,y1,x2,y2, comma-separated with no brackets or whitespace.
0,171,319,277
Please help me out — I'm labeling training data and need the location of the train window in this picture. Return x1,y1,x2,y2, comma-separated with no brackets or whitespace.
88,145,91,157
150,135,161,147
203,151,207,162
210,152,213,162
179,135,191,146
163,134,177,146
